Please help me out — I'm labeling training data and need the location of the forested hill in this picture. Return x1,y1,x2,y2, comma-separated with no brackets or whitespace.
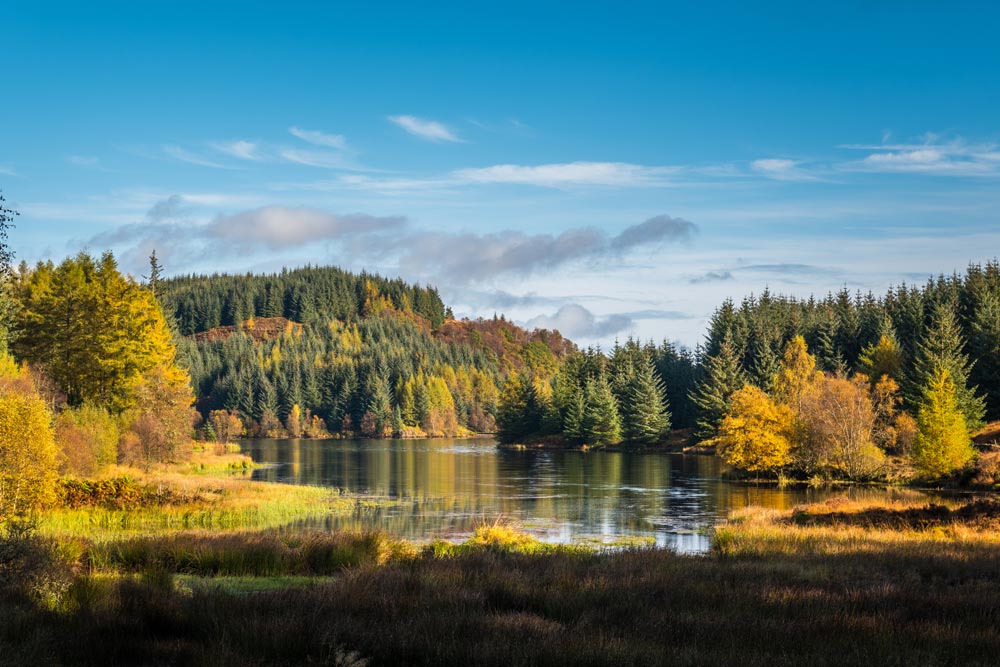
161,266,449,334
159,266,574,439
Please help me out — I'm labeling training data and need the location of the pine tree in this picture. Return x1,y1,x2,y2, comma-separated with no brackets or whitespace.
913,368,974,477
582,374,622,446
496,373,542,443
908,302,986,431
624,357,670,444
969,289,1000,419
690,338,746,441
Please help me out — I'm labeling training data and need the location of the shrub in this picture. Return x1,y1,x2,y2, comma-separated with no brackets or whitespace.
0,387,59,520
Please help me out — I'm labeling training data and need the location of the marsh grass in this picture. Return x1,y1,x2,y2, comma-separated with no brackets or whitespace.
39,471,383,538
7,497,1000,665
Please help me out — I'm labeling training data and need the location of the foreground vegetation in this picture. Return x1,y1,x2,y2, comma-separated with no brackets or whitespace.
3,496,1000,665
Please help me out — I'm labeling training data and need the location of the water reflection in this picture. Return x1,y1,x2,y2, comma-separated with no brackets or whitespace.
241,438,911,554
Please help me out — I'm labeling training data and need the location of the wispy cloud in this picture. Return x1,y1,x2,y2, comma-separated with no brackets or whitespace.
210,140,260,161
689,270,734,284
278,148,359,170
841,136,1000,177
750,158,819,181
163,145,242,170
67,155,101,168
388,115,463,143
208,206,406,250
0,165,18,176
289,126,349,151
453,161,678,188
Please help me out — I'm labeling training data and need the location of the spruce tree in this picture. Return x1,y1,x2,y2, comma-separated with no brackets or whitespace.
908,302,986,431
624,358,671,444
690,338,746,441
582,374,622,446
969,289,1000,419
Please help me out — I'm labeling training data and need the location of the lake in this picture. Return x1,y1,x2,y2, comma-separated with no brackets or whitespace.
240,437,915,553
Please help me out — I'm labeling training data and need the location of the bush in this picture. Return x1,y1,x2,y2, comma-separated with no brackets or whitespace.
55,404,119,476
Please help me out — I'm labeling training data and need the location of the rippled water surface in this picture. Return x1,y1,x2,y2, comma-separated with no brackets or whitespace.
241,438,907,553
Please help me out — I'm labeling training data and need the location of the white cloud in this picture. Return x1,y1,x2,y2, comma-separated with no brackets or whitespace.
289,126,349,150
163,145,242,170
750,158,819,181
388,115,462,142
524,304,632,340
453,161,676,188
210,140,260,161
841,137,1000,177
207,206,406,250
0,165,18,176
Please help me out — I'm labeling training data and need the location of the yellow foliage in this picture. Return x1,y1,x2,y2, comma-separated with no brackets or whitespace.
773,336,818,411
0,388,59,519
717,384,795,474
913,369,974,477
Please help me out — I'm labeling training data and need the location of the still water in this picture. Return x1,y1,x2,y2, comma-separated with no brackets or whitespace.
241,437,908,553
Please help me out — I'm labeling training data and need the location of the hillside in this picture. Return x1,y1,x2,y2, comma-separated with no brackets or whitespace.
160,266,575,438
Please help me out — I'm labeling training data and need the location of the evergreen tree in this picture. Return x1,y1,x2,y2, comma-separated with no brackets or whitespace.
624,357,670,444
908,302,986,431
690,338,746,441
496,374,542,443
969,289,1000,419
582,374,622,446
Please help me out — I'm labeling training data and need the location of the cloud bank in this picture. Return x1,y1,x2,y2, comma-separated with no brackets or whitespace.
89,201,696,286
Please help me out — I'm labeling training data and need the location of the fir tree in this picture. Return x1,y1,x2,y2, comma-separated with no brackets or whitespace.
582,374,622,446
908,302,986,431
624,357,671,444
690,338,746,441
969,288,1000,419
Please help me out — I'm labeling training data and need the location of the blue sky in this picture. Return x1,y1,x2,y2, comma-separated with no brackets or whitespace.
3,1,1000,346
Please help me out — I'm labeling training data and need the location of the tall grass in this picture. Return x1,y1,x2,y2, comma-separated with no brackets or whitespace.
7,498,1000,665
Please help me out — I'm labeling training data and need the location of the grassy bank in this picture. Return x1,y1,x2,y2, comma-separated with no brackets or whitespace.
4,497,1000,665
37,450,395,539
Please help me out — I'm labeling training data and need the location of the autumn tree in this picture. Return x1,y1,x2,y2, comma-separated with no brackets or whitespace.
120,364,196,466
858,334,904,386
773,335,818,413
209,409,243,443
54,404,119,476
799,375,885,480
912,368,974,478
0,357,59,520
13,252,180,412
716,385,794,476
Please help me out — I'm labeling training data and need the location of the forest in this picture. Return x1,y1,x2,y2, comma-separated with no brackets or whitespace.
162,265,572,439
498,261,1000,481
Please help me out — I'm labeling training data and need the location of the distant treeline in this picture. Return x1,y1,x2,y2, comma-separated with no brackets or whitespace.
698,261,1000,421
160,267,572,438
500,260,1000,450
161,266,449,335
